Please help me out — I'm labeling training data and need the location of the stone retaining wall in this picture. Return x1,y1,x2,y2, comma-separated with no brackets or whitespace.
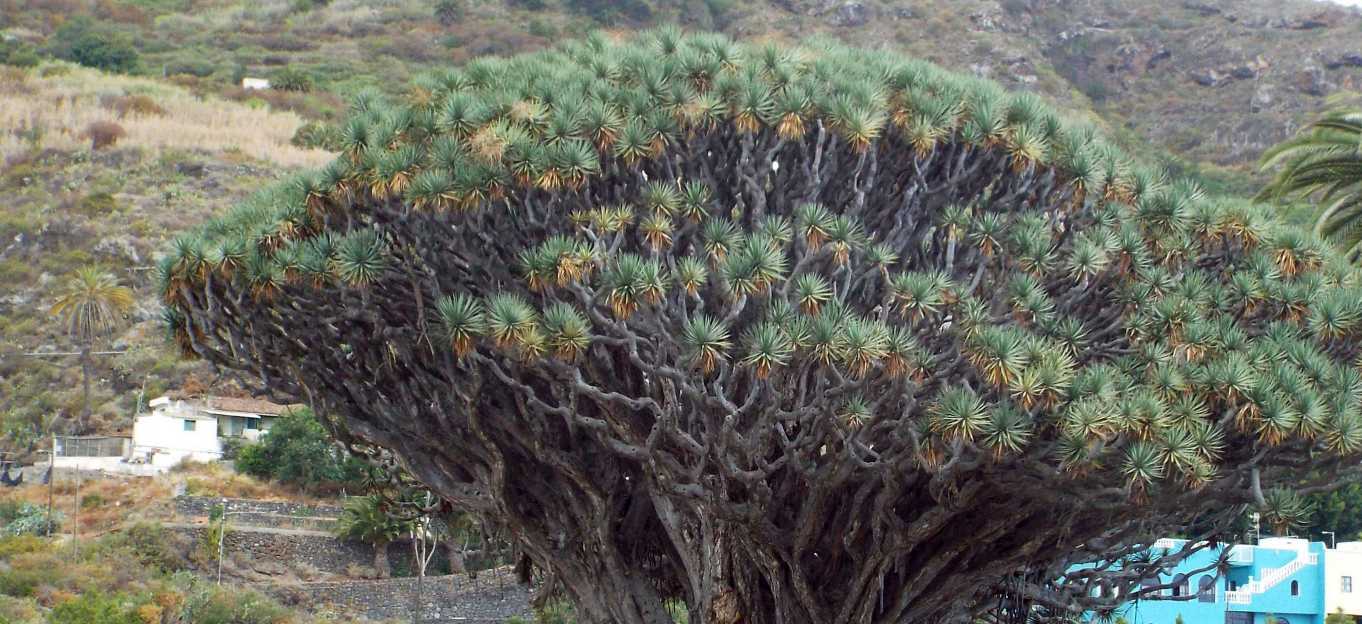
175,495,343,520
270,569,531,623
169,525,456,577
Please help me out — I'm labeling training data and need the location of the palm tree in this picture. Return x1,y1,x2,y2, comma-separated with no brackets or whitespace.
49,266,134,433
1258,111,1362,259
335,494,410,578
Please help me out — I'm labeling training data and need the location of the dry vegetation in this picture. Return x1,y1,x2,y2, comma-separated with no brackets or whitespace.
3,461,320,536
0,63,331,167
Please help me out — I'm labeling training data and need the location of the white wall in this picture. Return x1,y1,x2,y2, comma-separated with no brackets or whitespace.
52,456,164,476
132,400,222,467
1325,543,1362,616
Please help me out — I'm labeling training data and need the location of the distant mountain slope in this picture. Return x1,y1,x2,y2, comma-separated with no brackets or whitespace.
0,64,325,444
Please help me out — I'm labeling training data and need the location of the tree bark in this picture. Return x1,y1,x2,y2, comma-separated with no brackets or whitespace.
78,345,92,434
445,541,466,574
374,540,391,578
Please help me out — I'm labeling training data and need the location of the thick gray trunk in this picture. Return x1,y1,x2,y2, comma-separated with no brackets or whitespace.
374,541,390,578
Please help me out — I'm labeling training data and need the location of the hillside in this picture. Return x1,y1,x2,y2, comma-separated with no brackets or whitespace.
0,64,328,445
3,0,1362,441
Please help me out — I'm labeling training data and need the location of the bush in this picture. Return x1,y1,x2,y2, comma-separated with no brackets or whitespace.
182,586,291,624
93,523,183,572
164,58,215,77
0,535,49,558
1,502,61,537
0,552,63,596
234,408,367,493
290,121,341,151
84,121,127,151
527,18,557,39
269,66,313,92
565,0,652,24
76,191,120,216
0,38,41,68
434,0,465,25
45,16,140,73
101,93,165,117
49,591,140,624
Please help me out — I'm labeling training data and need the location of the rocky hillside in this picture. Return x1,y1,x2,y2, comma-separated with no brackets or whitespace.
2,0,1361,442
738,0,1362,190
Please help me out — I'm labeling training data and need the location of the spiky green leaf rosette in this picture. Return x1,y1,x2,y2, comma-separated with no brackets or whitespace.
162,29,1362,624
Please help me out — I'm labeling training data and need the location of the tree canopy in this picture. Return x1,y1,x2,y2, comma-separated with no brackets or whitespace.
161,30,1362,624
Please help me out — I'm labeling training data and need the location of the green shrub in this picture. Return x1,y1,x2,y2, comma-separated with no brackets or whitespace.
50,591,141,624
0,554,63,596
527,18,557,39
77,192,120,216
0,594,41,623
290,121,342,151
0,39,41,68
1,503,61,537
164,57,215,77
44,16,141,73
270,66,314,92
234,408,367,493
0,535,49,559
183,586,291,624
89,523,182,572
565,0,652,24
434,0,465,25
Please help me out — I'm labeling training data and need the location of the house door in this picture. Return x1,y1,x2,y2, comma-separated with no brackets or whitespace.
1224,613,1252,624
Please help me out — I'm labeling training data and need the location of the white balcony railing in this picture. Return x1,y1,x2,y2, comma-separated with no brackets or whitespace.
1221,551,1317,606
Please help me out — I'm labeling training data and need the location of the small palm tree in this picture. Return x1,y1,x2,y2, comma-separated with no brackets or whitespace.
335,494,410,578
49,267,134,433
1258,111,1362,259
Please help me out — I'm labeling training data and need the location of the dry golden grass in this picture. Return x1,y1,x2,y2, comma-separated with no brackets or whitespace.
5,462,326,535
174,460,329,504
0,63,332,168
7,476,175,534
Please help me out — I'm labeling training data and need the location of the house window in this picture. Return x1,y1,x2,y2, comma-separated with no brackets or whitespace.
1140,578,1161,599
1228,580,1238,591
1290,579,1299,596
1344,576,1353,593
1171,574,1188,597
183,419,196,432
1197,575,1215,603
245,419,259,430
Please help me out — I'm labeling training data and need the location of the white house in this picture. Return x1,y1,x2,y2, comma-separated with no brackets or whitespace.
131,395,299,468
1325,541,1362,618
241,77,271,90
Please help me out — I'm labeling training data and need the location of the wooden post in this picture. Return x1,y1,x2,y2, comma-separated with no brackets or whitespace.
72,471,80,555
46,435,55,536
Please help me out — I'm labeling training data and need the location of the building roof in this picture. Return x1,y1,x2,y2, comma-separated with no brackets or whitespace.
160,393,303,417
196,396,301,416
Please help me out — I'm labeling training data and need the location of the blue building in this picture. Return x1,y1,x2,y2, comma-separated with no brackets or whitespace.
1101,537,1354,624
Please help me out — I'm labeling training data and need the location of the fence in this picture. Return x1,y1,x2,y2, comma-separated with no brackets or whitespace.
54,435,130,458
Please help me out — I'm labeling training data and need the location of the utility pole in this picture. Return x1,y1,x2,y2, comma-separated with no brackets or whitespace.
71,470,80,556
47,436,55,536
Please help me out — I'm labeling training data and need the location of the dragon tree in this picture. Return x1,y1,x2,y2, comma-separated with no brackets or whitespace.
161,30,1362,623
